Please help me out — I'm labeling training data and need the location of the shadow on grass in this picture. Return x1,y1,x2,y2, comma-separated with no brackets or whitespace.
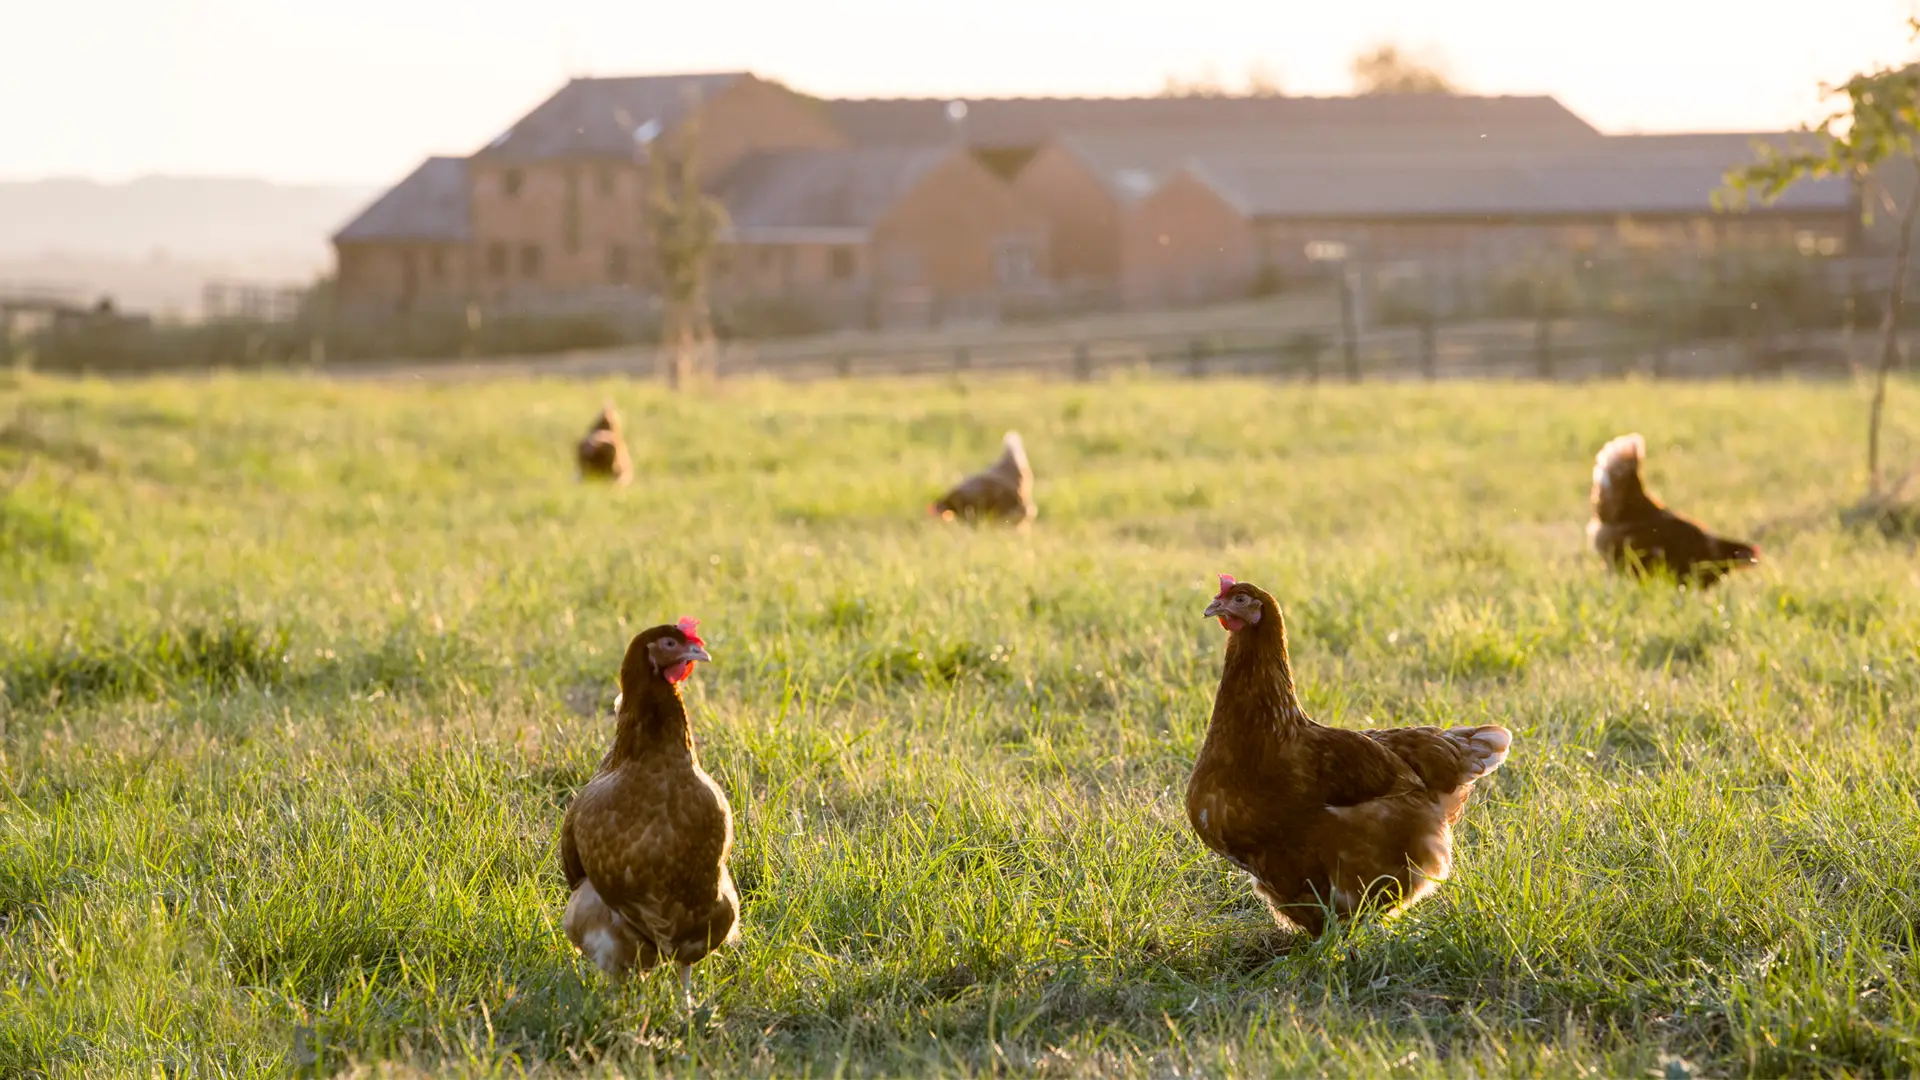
1,617,505,712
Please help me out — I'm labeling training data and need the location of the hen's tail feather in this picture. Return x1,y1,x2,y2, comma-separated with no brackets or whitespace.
993,431,1031,483
1591,433,1650,523
1448,724,1513,781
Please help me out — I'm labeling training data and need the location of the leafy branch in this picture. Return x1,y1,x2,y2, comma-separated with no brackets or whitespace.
642,112,729,391
1722,21,1920,499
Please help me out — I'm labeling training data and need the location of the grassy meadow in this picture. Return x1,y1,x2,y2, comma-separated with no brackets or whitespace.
1,370,1917,1077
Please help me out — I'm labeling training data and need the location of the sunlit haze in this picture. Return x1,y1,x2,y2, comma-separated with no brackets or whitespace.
2,0,1913,184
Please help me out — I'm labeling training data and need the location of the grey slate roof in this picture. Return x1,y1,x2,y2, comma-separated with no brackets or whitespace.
1048,123,1592,203
1170,133,1853,220
473,73,747,161
332,156,469,242
827,93,1600,150
716,144,958,233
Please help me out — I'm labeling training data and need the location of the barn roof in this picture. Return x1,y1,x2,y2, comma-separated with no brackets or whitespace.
827,93,1600,150
332,156,469,243
715,144,959,237
1166,133,1852,220
472,73,749,162
1043,121,1595,203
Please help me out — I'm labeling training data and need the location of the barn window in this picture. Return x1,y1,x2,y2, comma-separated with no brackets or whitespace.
829,246,857,281
487,243,508,278
520,244,542,279
1796,230,1841,257
607,244,629,284
502,169,524,198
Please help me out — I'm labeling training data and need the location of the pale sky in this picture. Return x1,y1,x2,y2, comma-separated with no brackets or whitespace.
3,0,1911,185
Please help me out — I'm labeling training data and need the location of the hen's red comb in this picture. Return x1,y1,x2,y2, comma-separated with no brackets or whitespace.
676,616,705,646
1215,573,1237,598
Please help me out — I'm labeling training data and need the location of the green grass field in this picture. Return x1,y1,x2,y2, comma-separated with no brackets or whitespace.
2,371,1916,1077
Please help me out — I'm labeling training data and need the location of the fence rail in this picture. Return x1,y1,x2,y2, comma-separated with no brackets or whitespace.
325,316,1883,387
11,250,1915,382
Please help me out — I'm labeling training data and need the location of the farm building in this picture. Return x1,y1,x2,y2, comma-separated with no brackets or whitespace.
458,73,841,312
332,156,473,317
330,71,1865,326
713,144,1048,329
1116,133,1859,307
1014,119,1594,298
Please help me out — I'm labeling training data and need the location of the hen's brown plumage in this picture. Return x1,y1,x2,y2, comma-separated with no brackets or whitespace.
1587,433,1758,587
930,431,1035,525
560,619,738,1011
576,401,633,485
1186,577,1513,936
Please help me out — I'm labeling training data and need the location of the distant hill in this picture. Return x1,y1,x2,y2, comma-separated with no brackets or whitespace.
0,175,381,316
0,175,380,262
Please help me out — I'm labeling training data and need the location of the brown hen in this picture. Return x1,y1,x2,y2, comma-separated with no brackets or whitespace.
1186,576,1513,935
576,400,633,485
1587,433,1758,587
930,431,1035,525
560,618,739,1011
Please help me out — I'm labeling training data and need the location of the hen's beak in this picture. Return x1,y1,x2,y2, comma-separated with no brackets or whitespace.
1202,597,1228,619
684,644,713,664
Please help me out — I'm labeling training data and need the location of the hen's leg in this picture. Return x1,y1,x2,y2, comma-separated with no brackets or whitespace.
1252,878,1329,936
677,963,695,1015
1277,901,1327,937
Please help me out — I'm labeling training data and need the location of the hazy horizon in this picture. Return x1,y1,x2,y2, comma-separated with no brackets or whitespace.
3,0,1911,187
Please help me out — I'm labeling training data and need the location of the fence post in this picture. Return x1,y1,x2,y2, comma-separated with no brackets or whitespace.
1280,330,1327,384
1606,341,1629,379
1338,269,1361,382
1072,342,1092,381
1840,265,1863,365
1188,338,1206,379
1419,308,1438,381
836,353,852,378
953,346,970,373
1533,283,1555,379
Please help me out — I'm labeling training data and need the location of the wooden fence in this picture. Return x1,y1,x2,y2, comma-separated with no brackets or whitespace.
19,250,1913,383
335,313,1882,386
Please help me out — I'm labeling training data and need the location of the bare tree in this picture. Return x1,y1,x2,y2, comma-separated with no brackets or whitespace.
642,113,728,391
1349,44,1456,96
1160,64,1229,99
1159,63,1285,99
1724,23,1920,500
1244,63,1285,98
